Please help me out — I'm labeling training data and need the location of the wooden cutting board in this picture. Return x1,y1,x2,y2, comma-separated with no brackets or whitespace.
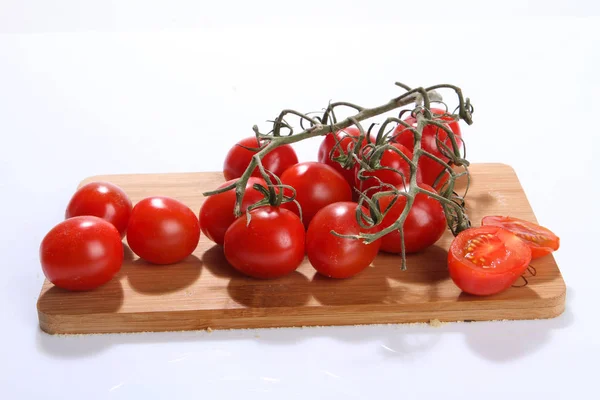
37,163,566,334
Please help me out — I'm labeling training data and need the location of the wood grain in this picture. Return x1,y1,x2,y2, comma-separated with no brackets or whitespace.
37,163,566,334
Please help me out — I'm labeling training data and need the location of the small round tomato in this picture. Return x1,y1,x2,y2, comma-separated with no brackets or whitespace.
448,226,532,296
354,143,418,196
281,162,352,228
392,108,463,186
481,216,560,259
199,177,266,246
377,184,446,253
223,137,298,181
127,197,200,264
317,126,373,186
306,202,381,279
65,181,132,238
39,216,123,291
224,207,305,279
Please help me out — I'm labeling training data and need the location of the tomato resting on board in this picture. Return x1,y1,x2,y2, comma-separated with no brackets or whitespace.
223,136,298,181
481,216,560,259
127,196,201,265
448,226,532,296
281,162,352,228
65,181,132,238
39,216,124,291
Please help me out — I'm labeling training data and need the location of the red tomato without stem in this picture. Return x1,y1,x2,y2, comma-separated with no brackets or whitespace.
481,216,560,259
65,181,132,238
127,196,200,265
223,136,298,181
199,177,266,246
39,216,123,291
306,202,381,279
224,207,305,279
281,162,352,228
448,226,532,296
377,184,447,254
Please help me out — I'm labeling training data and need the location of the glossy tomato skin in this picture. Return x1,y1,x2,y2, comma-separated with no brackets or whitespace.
354,143,418,196
223,137,298,181
481,216,560,259
281,162,352,228
392,108,463,186
378,184,446,253
318,126,373,186
65,181,132,238
199,177,266,246
306,202,381,279
39,216,123,291
127,197,200,264
224,207,305,279
448,226,532,296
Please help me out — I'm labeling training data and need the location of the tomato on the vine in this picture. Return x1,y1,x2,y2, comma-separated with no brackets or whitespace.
223,136,298,181
392,108,462,186
281,162,352,228
127,196,200,264
199,177,266,246
317,126,374,186
481,216,560,259
39,216,123,291
224,206,305,279
306,202,381,279
448,226,532,296
65,181,132,238
377,184,446,253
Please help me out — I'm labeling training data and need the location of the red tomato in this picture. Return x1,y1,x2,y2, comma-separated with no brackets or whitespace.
306,202,381,279
481,216,560,259
224,207,305,279
127,197,200,264
377,184,446,253
65,181,132,238
199,177,266,246
448,226,532,296
223,137,298,181
317,126,373,186
354,142,417,196
39,216,123,291
392,108,463,186
281,162,352,228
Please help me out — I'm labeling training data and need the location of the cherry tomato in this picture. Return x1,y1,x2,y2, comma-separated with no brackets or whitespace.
377,184,447,253
39,216,123,291
392,108,463,186
481,216,560,259
354,142,417,196
223,136,298,181
448,226,532,296
199,177,266,246
224,207,305,279
317,126,373,186
306,202,381,279
65,181,132,238
281,162,352,228
127,197,200,264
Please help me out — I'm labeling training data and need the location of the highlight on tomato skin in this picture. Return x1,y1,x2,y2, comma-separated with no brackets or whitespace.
481,216,560,259
448,226,532,296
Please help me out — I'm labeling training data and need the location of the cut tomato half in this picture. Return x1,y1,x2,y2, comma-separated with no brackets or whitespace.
481,216,559,259
448,226,532,296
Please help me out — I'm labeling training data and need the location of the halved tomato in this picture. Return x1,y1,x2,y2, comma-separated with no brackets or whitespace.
448,226,532,296
481,216,559,259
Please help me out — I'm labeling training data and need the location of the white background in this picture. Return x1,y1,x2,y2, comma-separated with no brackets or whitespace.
1,1,598,399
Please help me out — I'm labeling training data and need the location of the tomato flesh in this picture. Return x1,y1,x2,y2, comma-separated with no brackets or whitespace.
481,216,559,259
448,226,532,296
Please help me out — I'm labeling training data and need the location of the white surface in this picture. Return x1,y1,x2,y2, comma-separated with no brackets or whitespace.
1,1,598,399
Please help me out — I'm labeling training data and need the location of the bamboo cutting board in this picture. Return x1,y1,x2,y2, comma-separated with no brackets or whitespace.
37,163,566,334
